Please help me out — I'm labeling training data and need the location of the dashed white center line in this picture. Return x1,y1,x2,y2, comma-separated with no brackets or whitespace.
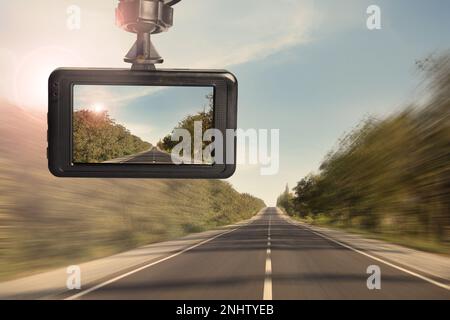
263,215,273,301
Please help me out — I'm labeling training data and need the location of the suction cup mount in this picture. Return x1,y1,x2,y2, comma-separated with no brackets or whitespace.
116,0,181,70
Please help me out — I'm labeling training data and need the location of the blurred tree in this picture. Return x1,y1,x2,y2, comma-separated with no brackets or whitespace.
278,51,450,243
276,184,295,216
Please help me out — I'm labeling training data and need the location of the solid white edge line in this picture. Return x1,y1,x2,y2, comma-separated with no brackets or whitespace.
282,213,450,291
65,218,256,300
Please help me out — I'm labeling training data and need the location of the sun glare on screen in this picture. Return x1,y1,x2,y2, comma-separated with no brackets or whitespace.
93,103,105,113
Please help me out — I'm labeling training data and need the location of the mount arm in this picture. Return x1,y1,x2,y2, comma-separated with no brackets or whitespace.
116,0,182,70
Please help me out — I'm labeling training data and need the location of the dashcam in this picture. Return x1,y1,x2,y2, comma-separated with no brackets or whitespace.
48,68,238,178
48,0,238,179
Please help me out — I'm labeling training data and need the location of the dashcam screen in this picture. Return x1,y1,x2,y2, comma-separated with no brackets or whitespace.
72,85,215,165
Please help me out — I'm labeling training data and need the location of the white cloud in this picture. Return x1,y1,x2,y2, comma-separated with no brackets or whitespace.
160,0,317,68
74,85,162,110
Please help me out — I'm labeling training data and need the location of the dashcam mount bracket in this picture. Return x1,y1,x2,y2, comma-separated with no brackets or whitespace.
116,0,181,70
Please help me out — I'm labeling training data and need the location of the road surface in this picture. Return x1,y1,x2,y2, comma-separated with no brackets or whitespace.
124,148,173,164
106,147,175,164
67,208,450,300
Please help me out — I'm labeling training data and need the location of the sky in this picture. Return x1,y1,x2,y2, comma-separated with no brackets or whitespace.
0,0,449,205
74,85,213,145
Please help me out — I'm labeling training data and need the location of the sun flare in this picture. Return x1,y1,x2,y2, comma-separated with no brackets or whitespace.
93,103,105,113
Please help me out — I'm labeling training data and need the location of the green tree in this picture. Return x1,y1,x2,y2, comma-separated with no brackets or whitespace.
73,110,152,163
158,93,214,155
276,184,295,216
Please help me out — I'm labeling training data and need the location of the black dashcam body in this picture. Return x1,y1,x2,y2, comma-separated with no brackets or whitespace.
48,68,238,179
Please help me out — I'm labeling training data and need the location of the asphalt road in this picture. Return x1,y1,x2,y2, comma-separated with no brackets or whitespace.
123,148,174,164
104,148,174,164
71,208,450,300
